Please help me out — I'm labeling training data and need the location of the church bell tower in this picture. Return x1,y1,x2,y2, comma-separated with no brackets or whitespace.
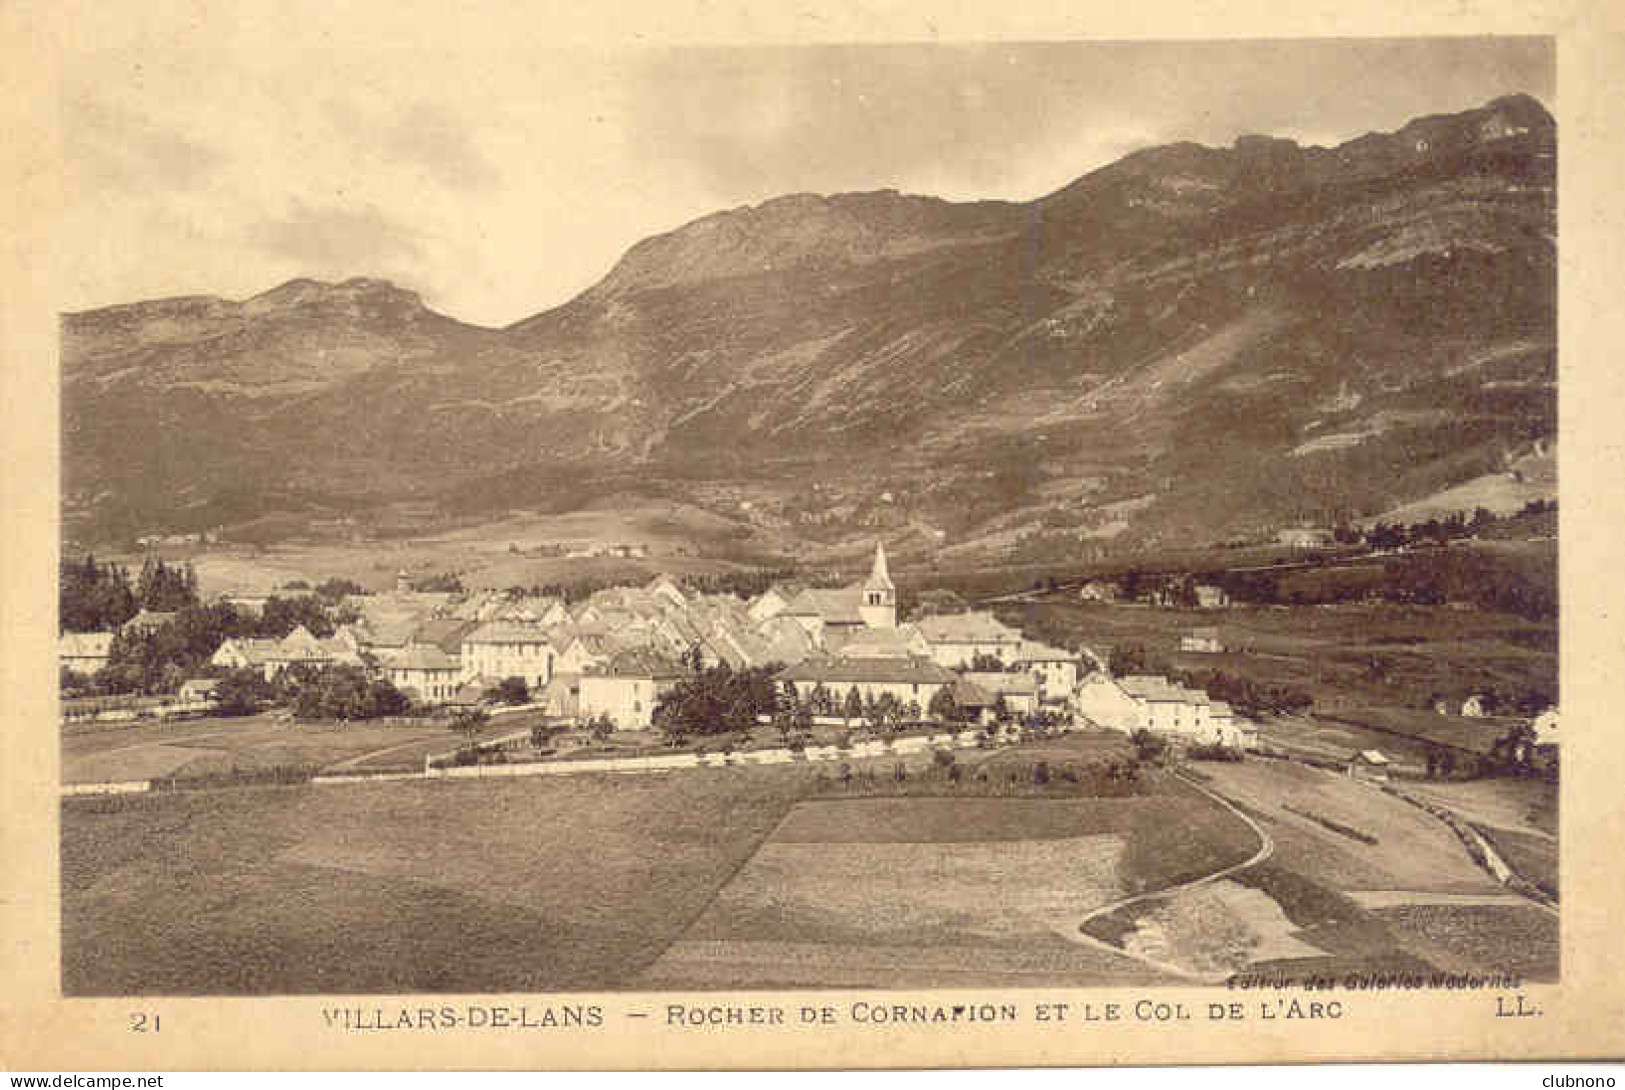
859,540,897,629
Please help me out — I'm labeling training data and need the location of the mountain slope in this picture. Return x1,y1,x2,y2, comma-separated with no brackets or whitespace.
61,94,1556,557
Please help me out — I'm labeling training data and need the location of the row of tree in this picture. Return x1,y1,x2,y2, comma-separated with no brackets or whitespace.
60,555,201,632
212,662,409,721
61,593,352,697
650,663,781,744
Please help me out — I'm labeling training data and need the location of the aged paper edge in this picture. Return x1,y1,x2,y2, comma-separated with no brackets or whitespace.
2,0,1622,1070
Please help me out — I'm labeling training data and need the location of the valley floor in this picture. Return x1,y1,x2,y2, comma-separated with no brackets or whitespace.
59,732,1557,996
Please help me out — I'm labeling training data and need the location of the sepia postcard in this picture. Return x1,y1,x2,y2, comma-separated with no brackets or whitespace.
2,0,1623,1071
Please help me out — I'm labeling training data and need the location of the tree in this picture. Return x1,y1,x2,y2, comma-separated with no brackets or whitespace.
652,662,780,744
314,577,365,601
410,572,465,594
791,699,814,747
289,664,408,721
490,676,530,705
969,652,1006,672
451,708,487,740
59,555,138,633
136,556,200,612
589,714,616,744
1130,729,1167,763
257,595,335,638
1108,644,1151,677
928,686,959,724
843,687,864,727
215,667,275,717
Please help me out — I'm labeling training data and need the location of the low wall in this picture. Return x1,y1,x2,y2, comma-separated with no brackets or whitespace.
61,780,151,796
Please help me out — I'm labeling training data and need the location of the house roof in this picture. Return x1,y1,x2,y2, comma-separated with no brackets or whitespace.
782,586,866,625
1118,675,1199,703
412,617,478,653
1356,749,1391,765
776,656,957,685
915,611,1022,644
1016,640,1076,663
963,671,1040,696
951,678,997,708
123,609,176,630
1210,701,1234,717
59,631,114,656
589,648,691,680
464,621,554,646
827,624,926,659
756,618,816,666
388,645,461,671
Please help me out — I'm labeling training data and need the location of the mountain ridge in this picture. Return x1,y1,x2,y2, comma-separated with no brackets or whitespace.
62,94,1556,558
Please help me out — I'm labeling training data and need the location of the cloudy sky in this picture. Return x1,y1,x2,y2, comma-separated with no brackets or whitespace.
59,37,1552,327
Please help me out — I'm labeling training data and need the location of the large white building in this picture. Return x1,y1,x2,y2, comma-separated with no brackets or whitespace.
461,622,557,689
914,611,1025,669
1074,673,1253,749
578,649,692,729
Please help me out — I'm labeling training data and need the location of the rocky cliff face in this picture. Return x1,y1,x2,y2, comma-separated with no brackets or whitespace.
63,95,1555,554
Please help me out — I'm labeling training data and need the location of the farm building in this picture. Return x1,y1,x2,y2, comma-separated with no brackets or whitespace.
1347,749,1392,781
1077,581,1120,603
1193,584,1230,609
1181,627,1225,653
177,678,219,704
1277,527,1336,549
961,671,1041,717
59,631,113,675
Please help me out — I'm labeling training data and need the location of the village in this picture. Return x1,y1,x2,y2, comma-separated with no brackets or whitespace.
58,543,1264,762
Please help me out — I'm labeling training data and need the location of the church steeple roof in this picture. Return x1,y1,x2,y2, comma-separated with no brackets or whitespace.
865,540,894,592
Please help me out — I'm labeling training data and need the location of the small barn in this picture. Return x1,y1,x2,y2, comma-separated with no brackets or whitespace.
1347,749,1392,781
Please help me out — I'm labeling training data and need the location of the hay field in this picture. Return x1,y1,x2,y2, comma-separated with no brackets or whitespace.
61,718,493,784
61,767,815,995
639,790,1257,989
1195,760,1500,893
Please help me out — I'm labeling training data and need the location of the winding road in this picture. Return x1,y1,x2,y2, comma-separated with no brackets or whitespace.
1056,770,1276,982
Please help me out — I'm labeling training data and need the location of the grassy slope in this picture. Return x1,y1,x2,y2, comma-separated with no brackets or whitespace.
61,768,815,995
1472,823,1559,900
61,717,518,784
